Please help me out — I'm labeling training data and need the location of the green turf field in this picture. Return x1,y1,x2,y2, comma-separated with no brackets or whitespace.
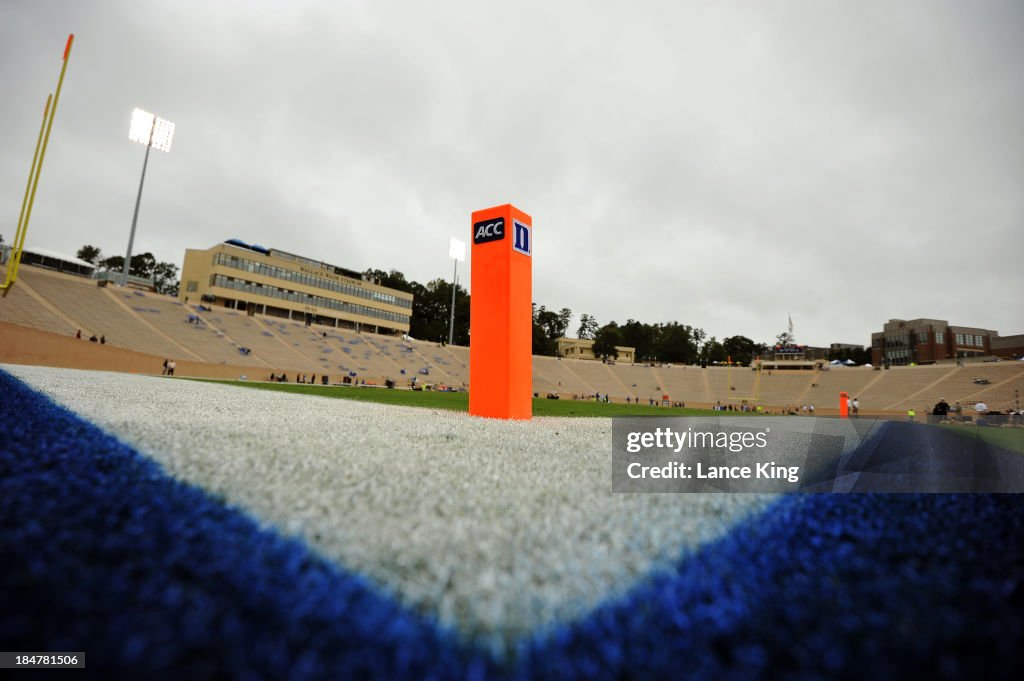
938,423,1024,453
185,379,757,417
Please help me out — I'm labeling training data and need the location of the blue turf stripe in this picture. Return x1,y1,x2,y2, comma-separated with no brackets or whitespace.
0,369,494,680
514,493,1024,680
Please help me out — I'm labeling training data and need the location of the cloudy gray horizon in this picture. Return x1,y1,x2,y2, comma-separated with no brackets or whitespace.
2,0,1022,348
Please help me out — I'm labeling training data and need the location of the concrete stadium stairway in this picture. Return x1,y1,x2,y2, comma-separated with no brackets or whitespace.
533,355,595,396
101,288,204,362
612,364,661,401
857,366,953,413
136,295,268,368
705,366,757,404
18,267,183,358
642,365,708,405
885,363,1024,413
0,266,78,336
755,371,815,410
253,318,339,378
802,367,887,411
193,309,301,372
558,359,631,399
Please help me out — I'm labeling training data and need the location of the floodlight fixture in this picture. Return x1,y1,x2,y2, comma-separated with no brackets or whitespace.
449,237,466,262
129,108,175,152
122,107,175,286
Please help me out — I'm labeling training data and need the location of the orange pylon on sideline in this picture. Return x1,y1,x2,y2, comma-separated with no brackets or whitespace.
2,34,74,296
468,204,533,420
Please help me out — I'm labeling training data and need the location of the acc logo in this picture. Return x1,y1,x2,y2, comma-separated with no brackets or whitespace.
512,219,531,257
473,217,505,245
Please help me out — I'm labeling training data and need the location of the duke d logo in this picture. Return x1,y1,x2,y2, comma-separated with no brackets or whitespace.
512,219,531,256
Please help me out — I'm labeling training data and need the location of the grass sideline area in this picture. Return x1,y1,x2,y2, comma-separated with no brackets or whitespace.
182,378,755,417
939,423,1024,454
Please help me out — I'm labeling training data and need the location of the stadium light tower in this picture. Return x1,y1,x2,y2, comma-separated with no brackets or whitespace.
448,237,466,345
122,108,174,286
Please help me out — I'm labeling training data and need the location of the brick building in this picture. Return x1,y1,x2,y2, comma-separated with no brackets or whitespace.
870,318,998,366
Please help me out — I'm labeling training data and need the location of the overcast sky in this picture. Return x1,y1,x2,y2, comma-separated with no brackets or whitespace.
2,0,1021,347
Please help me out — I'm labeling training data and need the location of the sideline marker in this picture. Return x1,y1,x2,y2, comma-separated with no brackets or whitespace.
469,204,533,420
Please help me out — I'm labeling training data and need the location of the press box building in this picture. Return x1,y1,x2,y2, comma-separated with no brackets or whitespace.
179,240,413,335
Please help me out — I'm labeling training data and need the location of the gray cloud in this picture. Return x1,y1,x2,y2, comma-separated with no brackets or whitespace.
2,0,1021,347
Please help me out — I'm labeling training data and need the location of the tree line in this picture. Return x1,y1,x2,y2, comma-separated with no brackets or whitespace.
366,267,772,364
76,244,179,296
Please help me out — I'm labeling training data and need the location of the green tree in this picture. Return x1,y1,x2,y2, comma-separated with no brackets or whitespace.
620,319,659,362
557,308,573,338
153,261,179,296
828,346,871,365
593,322,623,360
530,305,572,356
100,252,157,279
701,336,728,364
722,335,760,365
532,318,552,356
367,268,414,294
76,244,103,265
577,313,599,340
655,322,701,364
407,277,469,345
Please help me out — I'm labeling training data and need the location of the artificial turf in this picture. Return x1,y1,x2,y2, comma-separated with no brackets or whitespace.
5,368,1024,679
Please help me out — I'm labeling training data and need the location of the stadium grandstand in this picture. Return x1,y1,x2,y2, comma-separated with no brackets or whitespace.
2,257,1023,415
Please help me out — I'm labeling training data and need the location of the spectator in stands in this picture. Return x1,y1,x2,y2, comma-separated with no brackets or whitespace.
167,359,176,376
100,335,106,345
162,359,169,376
852,397,859,417
809,404,815,415
76,329,81,339
89,334,98,342
270,373,277,382
952,401,963,422
932,399,950,418
974,401,989,423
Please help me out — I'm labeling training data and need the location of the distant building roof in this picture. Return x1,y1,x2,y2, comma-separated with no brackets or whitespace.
23,246,95,269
